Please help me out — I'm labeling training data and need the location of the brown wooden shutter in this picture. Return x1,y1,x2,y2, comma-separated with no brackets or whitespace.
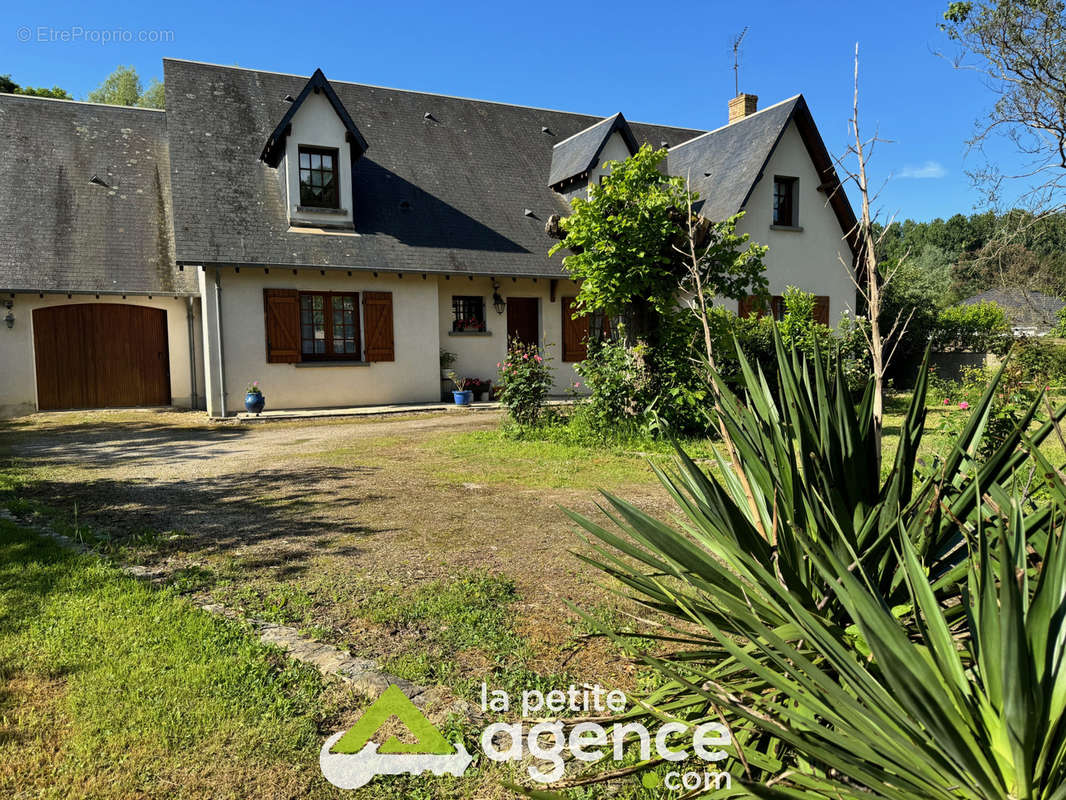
363,291,395,361
263,289,301,363
738,295,754,318
813,295,830,325
561,297,589,362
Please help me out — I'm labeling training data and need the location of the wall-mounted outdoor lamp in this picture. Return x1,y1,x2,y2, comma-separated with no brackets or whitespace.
491,280,506,315
3,299,12,329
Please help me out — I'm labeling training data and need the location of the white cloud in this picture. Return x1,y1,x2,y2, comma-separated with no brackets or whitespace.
896,161,947,179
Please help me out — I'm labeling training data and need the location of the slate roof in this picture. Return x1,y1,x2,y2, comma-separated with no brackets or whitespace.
548,112,639,189
0,95,194,295
163,59,704,276
962,289,1065,333
668,95,856,246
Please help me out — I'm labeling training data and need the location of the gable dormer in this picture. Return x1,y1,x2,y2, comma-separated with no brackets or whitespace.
259,69,368,232
548,112,638,199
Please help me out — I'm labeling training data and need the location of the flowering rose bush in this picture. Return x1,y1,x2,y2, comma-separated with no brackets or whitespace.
496,339,553,425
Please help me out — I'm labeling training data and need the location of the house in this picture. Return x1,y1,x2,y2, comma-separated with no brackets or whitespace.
0,60,856,418
961,289,1064,337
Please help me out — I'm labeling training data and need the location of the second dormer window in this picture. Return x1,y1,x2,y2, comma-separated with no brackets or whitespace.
298,146,339,209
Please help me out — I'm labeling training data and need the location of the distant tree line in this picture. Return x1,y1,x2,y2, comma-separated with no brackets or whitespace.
0,65,163,108
872,209,1066,379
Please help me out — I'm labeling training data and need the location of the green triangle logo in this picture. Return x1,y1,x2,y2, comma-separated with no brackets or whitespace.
330,685,455,756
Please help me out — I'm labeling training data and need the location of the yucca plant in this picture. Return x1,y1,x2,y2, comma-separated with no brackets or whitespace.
690,485,1066,798
555,333,1066,794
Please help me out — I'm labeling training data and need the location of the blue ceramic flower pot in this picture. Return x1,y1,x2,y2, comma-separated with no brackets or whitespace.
245,392,266,414
452,390,473,406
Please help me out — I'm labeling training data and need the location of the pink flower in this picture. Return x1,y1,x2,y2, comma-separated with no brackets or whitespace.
959,401,969,410
497,362,501,368
523,354,529,360
534,355,542,362
943,399,951,405
574,381,581,388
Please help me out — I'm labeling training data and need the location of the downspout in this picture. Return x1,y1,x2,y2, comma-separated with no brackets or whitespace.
186,296,198,410
214,268,227,418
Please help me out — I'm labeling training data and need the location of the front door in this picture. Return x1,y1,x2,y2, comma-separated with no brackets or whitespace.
506,297,539,346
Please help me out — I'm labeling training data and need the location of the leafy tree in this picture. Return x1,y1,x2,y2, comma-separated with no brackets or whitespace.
16,85,71,99
87,65,163,109
0,73,71,99
549,145,766,339
138,79,165,109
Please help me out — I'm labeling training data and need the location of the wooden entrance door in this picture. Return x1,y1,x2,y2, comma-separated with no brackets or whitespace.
506,297,539,346
33,304,171,410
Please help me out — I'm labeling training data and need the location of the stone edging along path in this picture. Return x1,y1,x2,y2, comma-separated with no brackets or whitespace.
0,509,473,719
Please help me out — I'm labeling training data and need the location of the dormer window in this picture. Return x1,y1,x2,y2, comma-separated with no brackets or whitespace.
299,146,339,209
258,69,368,232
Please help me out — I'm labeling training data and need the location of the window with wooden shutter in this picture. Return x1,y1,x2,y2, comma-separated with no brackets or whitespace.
362,291,395,362
561,297,589,362
263,289,301,363
298,292,361,360
739,295,784,320
813,295,830,325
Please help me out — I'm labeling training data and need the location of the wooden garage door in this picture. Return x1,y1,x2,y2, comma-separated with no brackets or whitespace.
33,304,171,410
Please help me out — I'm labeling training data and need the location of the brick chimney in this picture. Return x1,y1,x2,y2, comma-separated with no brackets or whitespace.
728,93,758,124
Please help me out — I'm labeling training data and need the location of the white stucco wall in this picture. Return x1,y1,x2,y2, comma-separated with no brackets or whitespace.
206,269,440,415
437,276,582,395
734,120,856,324
0,293,203,417
284,91,354,228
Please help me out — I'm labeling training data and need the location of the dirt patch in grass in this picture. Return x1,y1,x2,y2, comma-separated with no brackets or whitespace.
0,410,678,711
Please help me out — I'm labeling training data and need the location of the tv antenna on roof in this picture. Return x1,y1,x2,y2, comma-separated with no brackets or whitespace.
731,27,749,96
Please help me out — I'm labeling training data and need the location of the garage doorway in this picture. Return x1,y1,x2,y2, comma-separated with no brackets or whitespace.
33,304,171,410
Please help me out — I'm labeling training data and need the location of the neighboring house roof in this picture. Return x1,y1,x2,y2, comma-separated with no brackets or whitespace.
259,68,369,167
163,59,703,277
668,95,857,252
962,289,1065,334
0,94,195,295
547,112,639,190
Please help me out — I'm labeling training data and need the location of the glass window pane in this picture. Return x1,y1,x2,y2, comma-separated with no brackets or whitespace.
311,153,321,169
300,152,310,168
322,154,332,169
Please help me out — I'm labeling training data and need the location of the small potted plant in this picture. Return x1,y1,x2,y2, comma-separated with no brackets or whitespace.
440,348,457,379
447,372,474,405
244,381,265,414
467,377,491,401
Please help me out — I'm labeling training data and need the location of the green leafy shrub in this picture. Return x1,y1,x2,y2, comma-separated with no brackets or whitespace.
1013,337,1066,385
496,338,553,426
572,330,649,435
932,300,1011,354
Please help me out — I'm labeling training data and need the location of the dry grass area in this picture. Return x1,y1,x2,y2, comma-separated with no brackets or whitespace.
0,409,676,700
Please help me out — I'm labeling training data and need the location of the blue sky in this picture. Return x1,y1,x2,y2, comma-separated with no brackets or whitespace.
5,0,1024,221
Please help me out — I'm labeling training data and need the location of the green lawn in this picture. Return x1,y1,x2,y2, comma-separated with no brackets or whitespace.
0,520,343,799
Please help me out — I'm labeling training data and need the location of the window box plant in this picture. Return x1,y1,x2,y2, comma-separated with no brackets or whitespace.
244,381,265,415
466,377,491,400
